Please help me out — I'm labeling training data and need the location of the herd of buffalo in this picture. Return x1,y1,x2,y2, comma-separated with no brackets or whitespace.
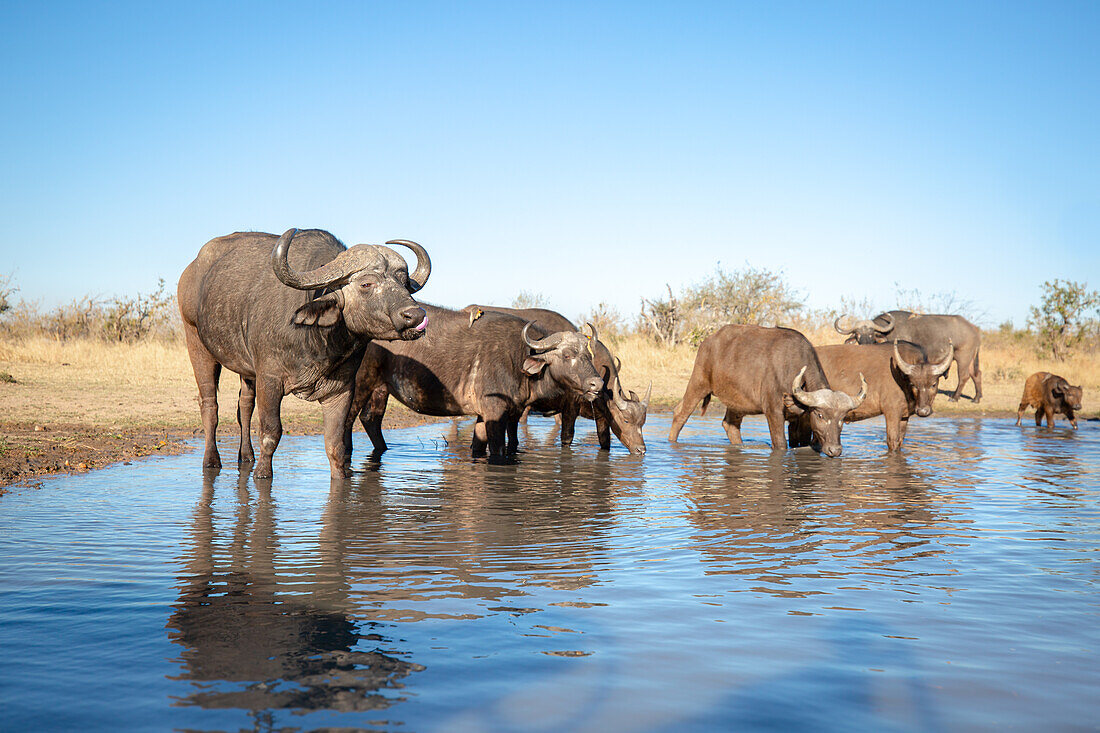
178,228,1086,478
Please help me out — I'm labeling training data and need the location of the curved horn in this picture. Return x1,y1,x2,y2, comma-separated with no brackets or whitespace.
931,339,954,376
873,313,895,334
272,229,384,290
584,321,599,344
605,351,630,411
893,340,918,377
522,321,565,351
385,239,431,293
642,382,652,409
792,366,827,408
834,315,856,335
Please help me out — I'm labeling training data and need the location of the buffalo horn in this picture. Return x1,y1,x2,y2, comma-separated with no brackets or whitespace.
522,321,565,352
272,229,386,290
873,313,895,334
932,340,954,376
792,366,828,408
642,382,652,409
893,340,919,377
385,239,431,293
834,316,856,335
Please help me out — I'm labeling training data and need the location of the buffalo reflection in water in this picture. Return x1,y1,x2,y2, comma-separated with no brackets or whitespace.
332,435,630,622
670,446,963,597
166,472,422,715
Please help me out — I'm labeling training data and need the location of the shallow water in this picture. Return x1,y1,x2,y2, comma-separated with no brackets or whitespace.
1,414,1098,732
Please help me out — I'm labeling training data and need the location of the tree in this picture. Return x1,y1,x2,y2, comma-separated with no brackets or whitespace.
1027,279,1099,361
511,290,548,309
0,273,16,315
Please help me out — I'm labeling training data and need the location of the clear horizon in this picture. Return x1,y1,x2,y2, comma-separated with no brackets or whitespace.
1,2,1097,328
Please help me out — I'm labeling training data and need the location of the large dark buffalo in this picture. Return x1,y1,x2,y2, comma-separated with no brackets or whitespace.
178,228,430,479
465,305,650,455
350,304,604,459
668,325,866,457
1016,371,1083,429
835,310,982,403
792,341,953,450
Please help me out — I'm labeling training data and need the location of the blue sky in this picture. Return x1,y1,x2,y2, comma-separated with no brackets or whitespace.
1,1,1097,326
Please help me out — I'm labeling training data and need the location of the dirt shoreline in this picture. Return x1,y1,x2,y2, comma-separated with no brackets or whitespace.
0,401,1041,493
0,409,442,493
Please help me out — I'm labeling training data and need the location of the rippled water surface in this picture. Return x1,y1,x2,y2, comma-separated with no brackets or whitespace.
2,415,1098,732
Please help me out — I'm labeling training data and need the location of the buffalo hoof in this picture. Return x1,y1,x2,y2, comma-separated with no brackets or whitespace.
203,452,222,469
948,396,960,403
973,398,982,404
254,464,273,480
330,466,353,479
238,453,254,465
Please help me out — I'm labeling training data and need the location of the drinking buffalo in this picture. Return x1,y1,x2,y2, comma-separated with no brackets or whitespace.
791,341,953,450
350,304,603,459
178,228,430,478
836,310,982,403
465,305,650,455
668,325,866,456
1016,372,1084,429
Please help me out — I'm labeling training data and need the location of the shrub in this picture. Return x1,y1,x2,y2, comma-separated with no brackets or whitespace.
578,301,626,340
1027,279,1100,361
0,274,16,315
639,265,803,347
511,290,548,309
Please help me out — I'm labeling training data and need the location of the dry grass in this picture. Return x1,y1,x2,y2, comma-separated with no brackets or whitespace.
2,330,1097,434
0,335,413,432
605,330,1100,417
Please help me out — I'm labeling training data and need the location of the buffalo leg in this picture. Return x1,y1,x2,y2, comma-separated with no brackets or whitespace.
320,390,354,478
560,403,579,447
898,417,910,444
358,385,390,454
184,323,222,469
253,375,285,480
668,373,710,442
970,350,983,403
763,406,787,451
1067,408,1078,429
1035,408,1044,427
884,411,904,451
471,418,488,457
1016,400,1028,426
506,416,520,454
1044,405,1056,428
722,409,744,446
595,412,612,451
237,378,256,464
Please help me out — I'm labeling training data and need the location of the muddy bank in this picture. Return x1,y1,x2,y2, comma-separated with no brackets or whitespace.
0,409,442,492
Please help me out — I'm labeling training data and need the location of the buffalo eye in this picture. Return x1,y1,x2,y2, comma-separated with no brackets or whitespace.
360,282,373,290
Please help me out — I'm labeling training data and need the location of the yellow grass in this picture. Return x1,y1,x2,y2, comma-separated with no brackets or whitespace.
605,331,1100,418
1,331,1097,433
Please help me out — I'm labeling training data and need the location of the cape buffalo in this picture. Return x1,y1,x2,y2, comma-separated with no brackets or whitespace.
465,305,650,455
350,304,604,460
791,340,953,450
668,325,866,456
178,228,430,479
836,310,982,403
1016,372,1084,429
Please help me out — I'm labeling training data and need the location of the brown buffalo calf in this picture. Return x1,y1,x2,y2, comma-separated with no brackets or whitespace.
1016,372,1083,429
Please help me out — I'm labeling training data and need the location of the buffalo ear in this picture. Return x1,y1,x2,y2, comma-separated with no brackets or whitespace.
782,393,805,416
293,295,342,327
522,355,549,376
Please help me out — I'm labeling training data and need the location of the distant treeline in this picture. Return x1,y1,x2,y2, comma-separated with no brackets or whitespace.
1,269,1097,361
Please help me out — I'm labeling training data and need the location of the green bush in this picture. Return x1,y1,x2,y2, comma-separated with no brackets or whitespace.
1027,279,1099,361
